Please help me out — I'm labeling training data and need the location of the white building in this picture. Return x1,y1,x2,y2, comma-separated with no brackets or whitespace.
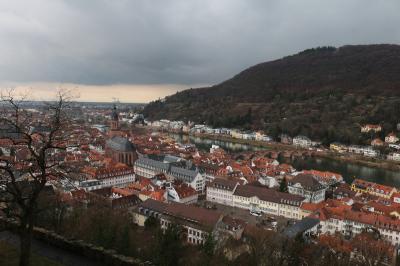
317,206,400,246
387,152,400,161
257,175,279,188
293,135,312,148
94,167,136,188
288,174,327,203
134,155,205,193
78,179,102,191
232,185,305,220
385,133,399,144
166,182,198,204
348,145,379,157
206,178,240,206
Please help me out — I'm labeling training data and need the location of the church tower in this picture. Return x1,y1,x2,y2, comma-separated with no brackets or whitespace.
110,104,119,131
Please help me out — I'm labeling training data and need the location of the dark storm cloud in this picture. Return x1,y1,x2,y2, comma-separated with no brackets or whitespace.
0,0,399,85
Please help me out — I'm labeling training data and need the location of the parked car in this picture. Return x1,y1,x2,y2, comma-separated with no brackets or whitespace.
250,210,262,217
264,216,278,227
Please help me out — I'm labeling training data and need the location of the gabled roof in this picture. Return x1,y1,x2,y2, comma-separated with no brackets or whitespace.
207,177,238,191
172,182,197,198
138,198,168,213
106,136,136,152
288,174,325,191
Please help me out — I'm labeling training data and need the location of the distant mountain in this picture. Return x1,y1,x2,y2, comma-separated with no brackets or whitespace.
143,44,400,145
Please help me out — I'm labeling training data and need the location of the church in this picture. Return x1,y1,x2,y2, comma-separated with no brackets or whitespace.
105,105,137,166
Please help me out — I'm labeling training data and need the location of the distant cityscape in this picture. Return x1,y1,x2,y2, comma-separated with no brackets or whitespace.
2,102,400,265
1,1,399,265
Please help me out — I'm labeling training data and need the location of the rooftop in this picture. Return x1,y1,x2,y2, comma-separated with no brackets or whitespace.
283,217,320,238
106,136,136,152
288,174,325,191
233,185,305,206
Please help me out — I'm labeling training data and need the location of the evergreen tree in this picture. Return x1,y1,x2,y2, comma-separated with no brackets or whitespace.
154,224,183,266
279,177,288,193
202,233,216,257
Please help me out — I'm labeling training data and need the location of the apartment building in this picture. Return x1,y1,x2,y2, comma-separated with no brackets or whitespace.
206,178,240,206
232,185,305,220
134,154,205,193
288,174,327,203
133,199,223,245
316,205,400,246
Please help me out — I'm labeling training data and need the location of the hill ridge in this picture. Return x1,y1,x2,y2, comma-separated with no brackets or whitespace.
143,44,400,145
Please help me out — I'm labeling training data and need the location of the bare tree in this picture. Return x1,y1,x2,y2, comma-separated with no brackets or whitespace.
0,89,74,266
351,232,393,266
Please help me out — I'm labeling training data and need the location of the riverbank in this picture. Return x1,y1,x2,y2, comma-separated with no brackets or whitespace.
156,129,400,172
317,152,400,171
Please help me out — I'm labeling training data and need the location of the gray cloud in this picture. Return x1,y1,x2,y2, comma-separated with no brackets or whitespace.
0,0,399,86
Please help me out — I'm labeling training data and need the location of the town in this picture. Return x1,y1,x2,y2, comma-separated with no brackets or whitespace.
1,1,399,265
1,102,400,265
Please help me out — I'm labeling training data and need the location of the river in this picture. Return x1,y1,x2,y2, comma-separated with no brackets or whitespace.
168,133,400,188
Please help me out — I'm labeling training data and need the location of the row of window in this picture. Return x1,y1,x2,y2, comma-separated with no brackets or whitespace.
207,191,231,199
188,237,204,245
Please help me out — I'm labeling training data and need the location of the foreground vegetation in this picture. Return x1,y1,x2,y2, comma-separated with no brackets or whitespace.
34,197,398,266
0,241,60,266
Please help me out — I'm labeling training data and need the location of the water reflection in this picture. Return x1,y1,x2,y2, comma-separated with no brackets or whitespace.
169,133,266,152
287,157,400,187
168,133,400,187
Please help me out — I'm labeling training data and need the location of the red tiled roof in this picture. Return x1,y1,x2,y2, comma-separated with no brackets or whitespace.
173,182,197,199
317,206,400,232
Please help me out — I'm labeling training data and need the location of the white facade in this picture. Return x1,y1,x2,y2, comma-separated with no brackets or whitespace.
134,156,205,193
293,135,312,148
161,218,210,245
166,186,198,204
385,134,399,143
288,184,326,203
387,152,400,161
348,145,379,157
258,176,279,188
206,181,238,206
232,186,304,220
319,217,400,246
232,194,302,220
98,172,135,188
79,179,103,191
187,173,205,193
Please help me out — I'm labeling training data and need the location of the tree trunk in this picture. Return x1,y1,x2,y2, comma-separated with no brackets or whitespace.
19,211,34,266
19,228,32,266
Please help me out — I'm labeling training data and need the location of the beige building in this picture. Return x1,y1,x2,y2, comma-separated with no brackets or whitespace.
206,178,240,206
232,185,305,220
133,199,223,245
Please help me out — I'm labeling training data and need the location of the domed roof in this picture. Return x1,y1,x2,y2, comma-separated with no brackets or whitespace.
106,136,136,152
111,104,119,121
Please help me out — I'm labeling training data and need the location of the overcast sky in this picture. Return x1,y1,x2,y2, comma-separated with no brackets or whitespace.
1,0,399,102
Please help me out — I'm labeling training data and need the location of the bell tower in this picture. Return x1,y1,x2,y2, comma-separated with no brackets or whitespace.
110,104,119,131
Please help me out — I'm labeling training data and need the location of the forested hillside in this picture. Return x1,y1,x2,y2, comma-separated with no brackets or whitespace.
144,45,400,144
